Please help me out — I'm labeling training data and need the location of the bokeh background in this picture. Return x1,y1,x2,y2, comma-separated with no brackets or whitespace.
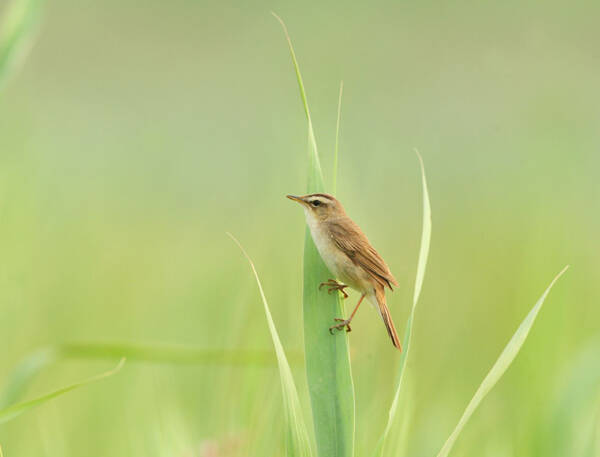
1,0,599,455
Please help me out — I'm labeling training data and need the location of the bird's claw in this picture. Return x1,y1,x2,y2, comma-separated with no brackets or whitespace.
319,279,337,291
329,318,352,334
319,279,349,299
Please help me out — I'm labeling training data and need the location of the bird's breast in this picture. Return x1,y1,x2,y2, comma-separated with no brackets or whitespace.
306,217,372,292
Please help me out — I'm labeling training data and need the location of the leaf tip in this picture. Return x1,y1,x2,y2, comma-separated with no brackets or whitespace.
114,357,126,373
101,357,126,380
551,265,570,285
271,11,287,33
414,147,424,165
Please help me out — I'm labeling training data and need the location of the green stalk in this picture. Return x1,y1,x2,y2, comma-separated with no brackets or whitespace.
332,81,343,194
274,13,355,457
230,234,313,456
373,150,432,457
0,359,124,425
1,343,291,408
436,266,569,457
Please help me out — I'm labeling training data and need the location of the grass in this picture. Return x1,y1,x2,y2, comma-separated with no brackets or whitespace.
229,233,313,457
543,337,600,456
436,266,569,456
0,343,290,409
332,81,343,194
0,3,592,456
0,0,136,430
374,150,432,457
0,0,42,91
262,16,570,457
273,13,355,456
0,359,124,425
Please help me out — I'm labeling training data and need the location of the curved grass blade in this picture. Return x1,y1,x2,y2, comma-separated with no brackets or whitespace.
271,12,324,189
273,14,355,457
229,233,313,457
0,0,43,91
332,80,343,194
373,150,431,457
0,347,59,409
0,358,124,425
436,265,569,457
1,343,290,408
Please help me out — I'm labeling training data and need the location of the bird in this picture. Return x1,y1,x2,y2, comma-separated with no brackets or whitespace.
287,193,402,351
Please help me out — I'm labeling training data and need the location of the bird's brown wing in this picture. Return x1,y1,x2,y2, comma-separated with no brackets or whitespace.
327,217,399,290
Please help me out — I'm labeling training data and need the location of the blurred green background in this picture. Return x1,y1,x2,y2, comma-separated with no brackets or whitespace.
1,0,599,455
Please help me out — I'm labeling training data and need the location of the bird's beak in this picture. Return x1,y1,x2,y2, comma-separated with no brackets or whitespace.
286,195,306,205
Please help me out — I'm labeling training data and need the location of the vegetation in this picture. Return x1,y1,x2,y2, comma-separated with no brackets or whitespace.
0,2,595,456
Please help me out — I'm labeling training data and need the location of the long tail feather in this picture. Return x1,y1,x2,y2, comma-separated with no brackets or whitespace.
375,288,402,351
380,303,402,351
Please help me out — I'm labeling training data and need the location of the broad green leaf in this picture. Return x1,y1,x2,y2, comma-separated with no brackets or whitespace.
229,233,313,457
0,358,124,425
436,266,569,457
332,80,343,194
373,150,431,457
273,13,355,457
0,0,43,91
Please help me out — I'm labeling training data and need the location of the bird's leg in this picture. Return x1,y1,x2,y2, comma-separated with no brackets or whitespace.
329,293,366,333
319,278,349,299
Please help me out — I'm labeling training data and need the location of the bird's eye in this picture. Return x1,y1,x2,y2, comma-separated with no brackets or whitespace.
311,200,321,207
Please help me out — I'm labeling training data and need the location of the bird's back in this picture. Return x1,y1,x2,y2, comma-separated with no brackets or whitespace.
326,216,398,290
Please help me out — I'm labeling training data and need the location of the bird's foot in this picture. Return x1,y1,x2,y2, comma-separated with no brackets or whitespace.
329,317,352,334
319,279,349,299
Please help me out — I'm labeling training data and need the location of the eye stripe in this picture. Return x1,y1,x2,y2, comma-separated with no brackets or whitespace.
303,193,337,206
309,193,334,202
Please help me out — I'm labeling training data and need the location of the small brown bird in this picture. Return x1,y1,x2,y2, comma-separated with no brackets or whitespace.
287,193,402,351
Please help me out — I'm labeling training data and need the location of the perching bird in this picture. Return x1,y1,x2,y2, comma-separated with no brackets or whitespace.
287,193,401,351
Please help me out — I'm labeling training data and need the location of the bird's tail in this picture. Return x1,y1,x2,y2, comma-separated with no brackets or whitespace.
375,288,402,351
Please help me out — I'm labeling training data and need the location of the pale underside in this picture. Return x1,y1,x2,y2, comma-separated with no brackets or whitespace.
304,209,397,302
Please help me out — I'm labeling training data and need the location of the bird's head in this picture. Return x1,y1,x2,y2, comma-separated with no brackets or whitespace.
286,193,345,221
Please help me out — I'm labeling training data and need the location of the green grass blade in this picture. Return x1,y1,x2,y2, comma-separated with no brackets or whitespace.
274,14,355,457
1,343,291,408
58,342,286,365
332,80,343,194
0,358,124,425
0,348,59,409
436,265,569,457
0,0,43,91
272,12,324,189
373,150,432,457
229,233,313,457
412,151,431,308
